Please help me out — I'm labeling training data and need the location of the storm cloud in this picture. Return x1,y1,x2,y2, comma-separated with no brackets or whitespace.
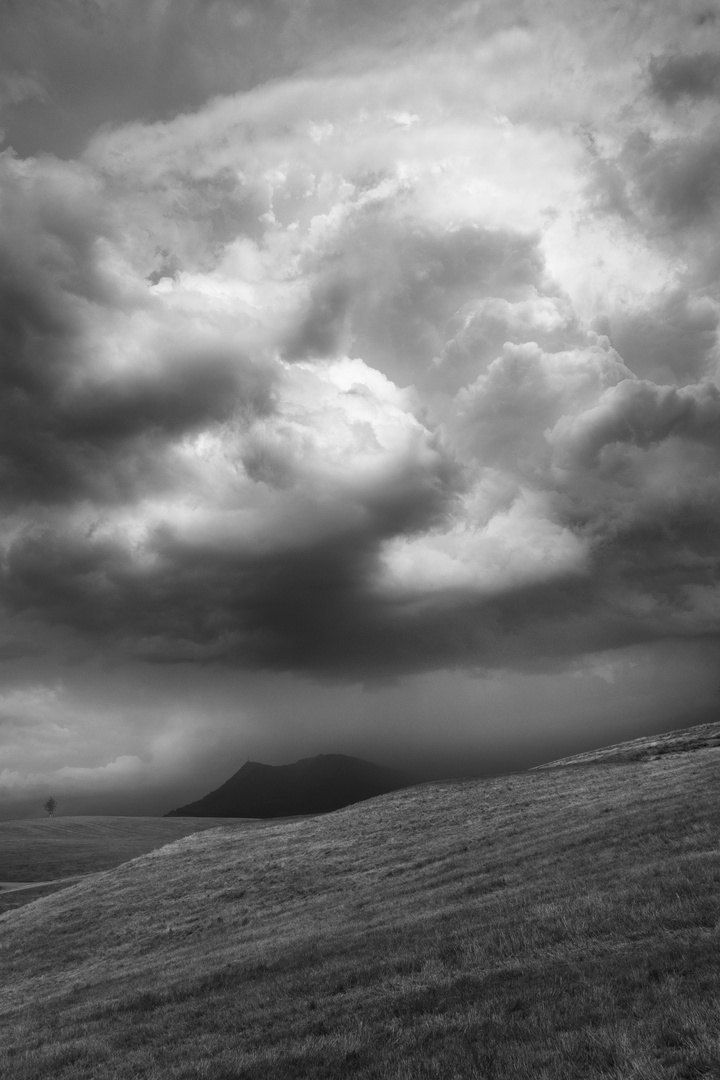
1,0,719,815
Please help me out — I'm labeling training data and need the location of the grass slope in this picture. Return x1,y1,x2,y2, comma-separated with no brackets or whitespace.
536,719,720,768
2,751,720,1079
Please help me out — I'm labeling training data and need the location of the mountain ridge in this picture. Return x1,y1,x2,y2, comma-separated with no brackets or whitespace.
165,752,413,818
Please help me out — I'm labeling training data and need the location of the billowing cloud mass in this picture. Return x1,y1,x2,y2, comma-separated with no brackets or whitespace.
1,0,719,815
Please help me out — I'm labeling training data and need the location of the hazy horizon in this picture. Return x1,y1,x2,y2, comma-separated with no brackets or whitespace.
1,0,719,820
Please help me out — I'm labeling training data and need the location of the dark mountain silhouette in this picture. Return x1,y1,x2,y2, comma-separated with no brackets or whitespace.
165,754,414,818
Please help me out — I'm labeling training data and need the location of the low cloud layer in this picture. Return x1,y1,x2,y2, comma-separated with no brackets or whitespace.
1,0,719,813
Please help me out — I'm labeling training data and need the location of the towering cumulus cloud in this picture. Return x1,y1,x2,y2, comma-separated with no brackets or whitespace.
1,0,719,814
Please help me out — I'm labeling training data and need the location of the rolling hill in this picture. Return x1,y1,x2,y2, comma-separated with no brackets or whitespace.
165,753,413,818
1,727,720,1078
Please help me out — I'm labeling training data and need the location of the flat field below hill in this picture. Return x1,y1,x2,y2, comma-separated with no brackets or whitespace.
2,752,720,1079
0,816,255,884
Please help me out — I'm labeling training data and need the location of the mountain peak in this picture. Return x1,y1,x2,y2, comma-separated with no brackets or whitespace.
166,753,412,818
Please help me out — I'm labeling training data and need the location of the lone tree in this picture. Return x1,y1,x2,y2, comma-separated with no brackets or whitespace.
43,796,56,817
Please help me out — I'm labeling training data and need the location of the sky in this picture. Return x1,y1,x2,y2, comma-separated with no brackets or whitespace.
1,0,719,819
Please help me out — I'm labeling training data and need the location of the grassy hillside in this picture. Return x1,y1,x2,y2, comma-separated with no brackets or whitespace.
536,719,720,768
0,816,256,883
2,750,720,1079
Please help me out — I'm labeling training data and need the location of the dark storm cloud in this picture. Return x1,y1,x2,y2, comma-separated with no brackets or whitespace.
62,351,274,442
0,170,106,503
0,511,598,677
604,289,717,385
631,130,720,232
0,315,272,507
2,393,718,682
589,126,720,237
5,0,720,818
0,407,462,659
453,339,631,478
1,140,718,682
0,639,43,662
585,119,720,293
0,0,293,156
0,0,462,158
649,51,720,103
0,151,277,508
282,280,353,361
0,300,274,508
551,379,720,467
0,0,719,696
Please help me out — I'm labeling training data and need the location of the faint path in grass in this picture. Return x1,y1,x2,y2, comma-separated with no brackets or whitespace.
0,877,89,891
0,876,91,916
0,814,267,881
0,814,313,915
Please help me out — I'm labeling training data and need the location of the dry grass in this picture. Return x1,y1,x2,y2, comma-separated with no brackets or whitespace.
0,879,87,917
537,719,720,768
2,752,720,1078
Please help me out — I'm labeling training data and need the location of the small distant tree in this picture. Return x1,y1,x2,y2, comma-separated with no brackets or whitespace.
44,796,56,817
